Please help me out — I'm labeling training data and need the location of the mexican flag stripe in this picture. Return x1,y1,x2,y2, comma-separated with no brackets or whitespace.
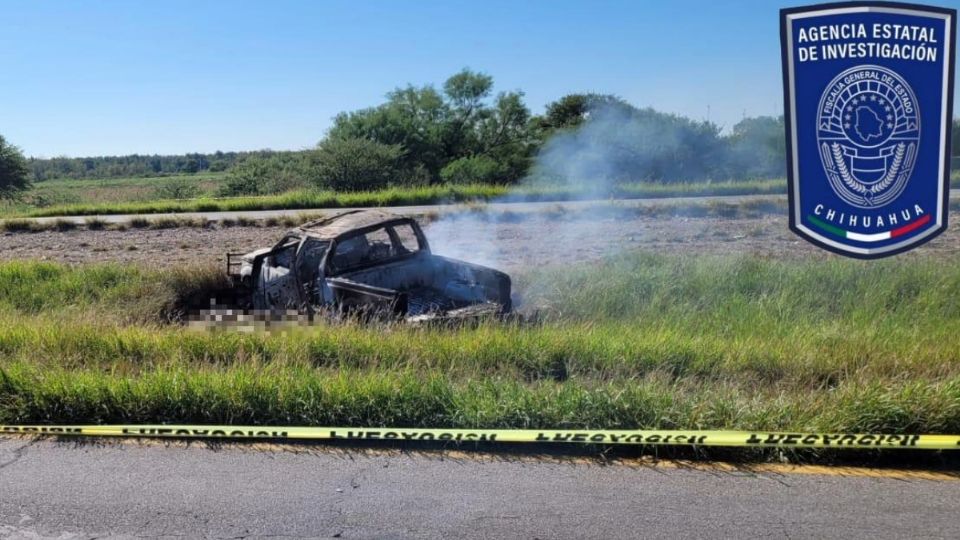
808,214,931,243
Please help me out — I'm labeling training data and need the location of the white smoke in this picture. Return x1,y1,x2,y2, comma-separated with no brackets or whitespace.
424,211,507,270
422,102,778,275
424,103,658,271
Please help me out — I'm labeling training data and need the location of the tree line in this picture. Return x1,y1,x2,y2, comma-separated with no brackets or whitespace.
218,70,789,196
8,68,960,200
25,151,266,181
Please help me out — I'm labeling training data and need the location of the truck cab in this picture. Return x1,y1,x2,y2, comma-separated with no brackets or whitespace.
230,210,511,320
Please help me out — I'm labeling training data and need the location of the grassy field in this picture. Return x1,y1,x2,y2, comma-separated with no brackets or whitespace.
3,178,789,218
4,170,957,219
14,174,226,210
0,252,958,461
3,171,959,220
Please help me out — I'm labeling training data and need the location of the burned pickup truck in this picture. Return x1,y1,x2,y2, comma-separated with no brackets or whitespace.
227,210,511,321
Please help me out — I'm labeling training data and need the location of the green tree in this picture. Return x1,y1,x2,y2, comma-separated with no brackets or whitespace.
531,101,728,184
725,116,786,179
219,153,311,196
208,160,229,172
537,93,627,131
440,155,507,184
441,69,494,158
328,85,448,180
312,137,406,191
443,69,494,110
325,69,534,186
0,135,31,199
182,157,201,174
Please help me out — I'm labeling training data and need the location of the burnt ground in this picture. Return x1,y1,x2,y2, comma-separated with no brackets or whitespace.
1,213,958,272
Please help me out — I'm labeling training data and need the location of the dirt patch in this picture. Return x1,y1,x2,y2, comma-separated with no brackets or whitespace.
0,226,283,268
1,213,958,271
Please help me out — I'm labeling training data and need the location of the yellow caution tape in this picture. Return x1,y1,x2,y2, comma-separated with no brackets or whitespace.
2,425,959,450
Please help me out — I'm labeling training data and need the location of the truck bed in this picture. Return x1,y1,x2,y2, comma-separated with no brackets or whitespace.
331,253,512,317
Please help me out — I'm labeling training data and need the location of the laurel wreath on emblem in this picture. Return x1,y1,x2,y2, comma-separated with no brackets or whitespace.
822,141,913,205
815,66,920,210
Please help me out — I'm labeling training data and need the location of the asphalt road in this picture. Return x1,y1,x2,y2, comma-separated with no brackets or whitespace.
19,194,788,225
1,438,958,539
12,189,960,225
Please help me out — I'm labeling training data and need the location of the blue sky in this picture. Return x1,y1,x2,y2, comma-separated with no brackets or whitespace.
2,0,957,158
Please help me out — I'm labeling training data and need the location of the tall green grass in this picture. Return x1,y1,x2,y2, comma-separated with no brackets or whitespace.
0,253,958,442
3,362,957,434
0,261,229,323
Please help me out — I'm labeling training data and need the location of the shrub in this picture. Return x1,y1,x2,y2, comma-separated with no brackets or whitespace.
52,219,77,232
0,135,30,199
440,155,508,185
219,154,311,196
84,217,107,230
154,177,201,200
2,219,40,233
312,137,406,191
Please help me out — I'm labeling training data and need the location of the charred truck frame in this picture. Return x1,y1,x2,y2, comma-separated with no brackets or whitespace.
228,210,511,321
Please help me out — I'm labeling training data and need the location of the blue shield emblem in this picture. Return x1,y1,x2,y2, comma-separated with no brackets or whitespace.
781,2,956,258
